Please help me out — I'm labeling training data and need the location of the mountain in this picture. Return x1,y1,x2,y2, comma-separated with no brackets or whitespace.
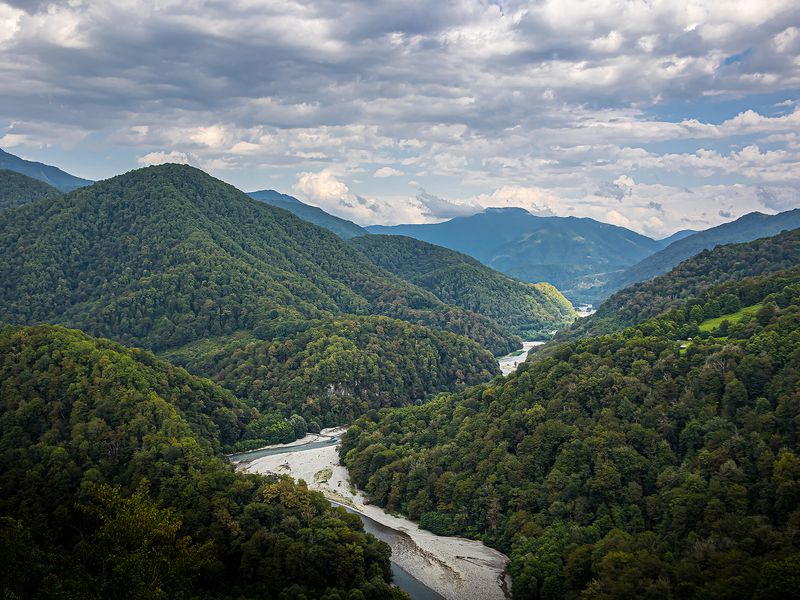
0,169,60,211
0,147,93,191
659,228,697,245
349,234,577,339
366,208,663,302
0,323,404,600
601,209,800,298
557,226,800,341
249,189,367,239
341,267,800,599
0,164,516,439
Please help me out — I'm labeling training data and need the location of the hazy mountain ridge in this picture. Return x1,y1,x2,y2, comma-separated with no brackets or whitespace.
0,148,93,192
366,207,664,302
249,188,368,239
554,226,800,342
598,208,800,299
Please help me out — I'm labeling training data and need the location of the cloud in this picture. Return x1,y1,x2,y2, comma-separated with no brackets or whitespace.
373,166,402,177
137,150,199,167
0,0,798,232
416,190,480,218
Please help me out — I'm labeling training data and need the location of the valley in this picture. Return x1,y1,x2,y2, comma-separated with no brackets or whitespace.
234,428,510,600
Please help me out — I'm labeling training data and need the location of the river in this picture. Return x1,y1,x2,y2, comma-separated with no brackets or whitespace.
230,429,510,600
497,340,544,375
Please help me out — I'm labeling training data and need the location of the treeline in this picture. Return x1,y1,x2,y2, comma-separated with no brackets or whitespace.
350,234,576,339
0,324,407,599
560,227,800,342
341,269,800,599
164,315,499,450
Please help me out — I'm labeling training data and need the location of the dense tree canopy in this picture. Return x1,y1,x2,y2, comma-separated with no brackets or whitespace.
350,234,577,339
164,315,499,449
341,269,800,599
0,324,407,600
0,169,60,211
0,164,517,356
559,227,800,342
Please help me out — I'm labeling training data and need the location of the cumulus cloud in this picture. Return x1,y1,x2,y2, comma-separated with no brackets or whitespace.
373,166,402,177
0,0,798,233
137,150,199,167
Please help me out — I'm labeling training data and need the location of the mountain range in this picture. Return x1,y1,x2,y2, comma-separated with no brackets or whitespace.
0,163,561,446
0,148,92,191
367,207,664,301
600,208,800,297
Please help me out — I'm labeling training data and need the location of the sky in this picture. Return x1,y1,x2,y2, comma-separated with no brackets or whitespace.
1,0,799,237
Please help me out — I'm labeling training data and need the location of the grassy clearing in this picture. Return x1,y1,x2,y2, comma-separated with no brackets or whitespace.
699,303,762,332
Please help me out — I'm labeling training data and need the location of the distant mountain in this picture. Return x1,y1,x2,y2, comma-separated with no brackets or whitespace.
367,207,663,301
659,229,697,245
556,226,800,341
0,169,60,211
0,147,92,191
249,189,367,239
350,234,577,338
601,209,800,298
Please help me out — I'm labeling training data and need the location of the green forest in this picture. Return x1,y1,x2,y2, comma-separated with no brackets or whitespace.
0,164,517,356
350,234,577,339
0,169,60,212
0,165,536,443
561,228,800,342
164,315,500,450
0,324,408,599
341,267,800,599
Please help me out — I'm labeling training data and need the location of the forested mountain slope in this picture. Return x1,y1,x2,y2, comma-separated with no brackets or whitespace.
0,148,92,191
249,189,367,239
350,234,576,338
0,324,406,599
163,315,499,449
0,164,513,442
560,227,800,341
341,269,800,599
0,169,60,211
367,207,663,301
601,209,800,298
0,163,516,355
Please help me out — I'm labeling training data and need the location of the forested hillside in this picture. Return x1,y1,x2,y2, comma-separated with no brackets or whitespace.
599,209,800,299
164,315,499,449
0,169,60,211
341,269,800,599
249,189,367,239
350,234,576,338
0,324,406,599
0,164,526,443
366,207,663,301
560,227,800,341
0,164,516,355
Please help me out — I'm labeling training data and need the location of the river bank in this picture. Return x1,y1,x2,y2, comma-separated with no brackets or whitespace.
235,429,510,600
497,340,544,375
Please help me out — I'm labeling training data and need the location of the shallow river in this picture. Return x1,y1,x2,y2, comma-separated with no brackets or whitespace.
230,434,447,599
